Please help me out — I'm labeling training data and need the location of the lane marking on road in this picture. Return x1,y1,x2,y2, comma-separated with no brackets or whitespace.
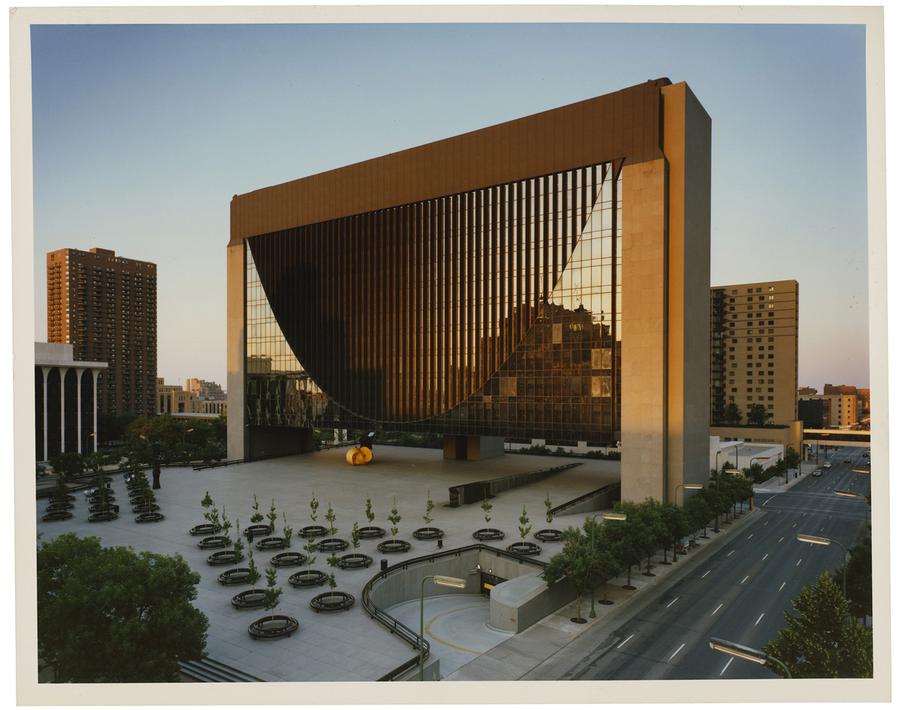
701,570,711,579
779,581,786,592
747,534,754,540
617,634,634,649
796,558,803,567
668,643,686,662
755,613,765,626
764,520,769,526
792,523,797,528
763,496,775,506
712,603,723,616
665,597,679,609
740,575,750,585
778,536,784,543
762,553,769,561
720,658,734,676
727,550,735,557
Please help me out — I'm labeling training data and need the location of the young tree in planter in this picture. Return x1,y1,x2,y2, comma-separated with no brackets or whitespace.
763,571,872,678
351,522,360,550
309,492,319,523
138,477,157,514
246,547,260,585
37,533,208,682
423,490,435,526
201,491,214,510
325,503,337,537
326,552,340,570
282,512,293,548
250,494,264,526
51,469,69,503
304,537,318,570
481,495,493,525
365,496,375,525
267,500,278,535
544,493,554,525
220,508,233,544
263,565,283,624
518,505,532,542
232,520,245,560
204,505,222,532
388,497,402,539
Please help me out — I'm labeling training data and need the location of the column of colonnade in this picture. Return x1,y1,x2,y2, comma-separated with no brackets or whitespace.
39,366,103,461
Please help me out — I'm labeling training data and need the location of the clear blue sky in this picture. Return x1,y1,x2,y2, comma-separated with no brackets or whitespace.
30,22,869,390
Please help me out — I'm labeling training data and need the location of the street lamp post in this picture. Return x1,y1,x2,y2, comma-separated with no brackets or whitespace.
182,427,195,459
709,637,792,678
713,444,740,534
419,575,466,680
796,533,850,598
589,512,626,617
834,488,871,528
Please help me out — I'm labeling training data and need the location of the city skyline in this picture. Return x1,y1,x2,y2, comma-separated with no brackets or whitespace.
31,22,869,388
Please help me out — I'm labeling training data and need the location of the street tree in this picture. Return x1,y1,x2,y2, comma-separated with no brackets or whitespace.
659,502,690,563
833,531,872,623
541,527,594,622
37,533,207,682
723,402,742,425
763,571,872,678
607,501,650,588
747,403,773,426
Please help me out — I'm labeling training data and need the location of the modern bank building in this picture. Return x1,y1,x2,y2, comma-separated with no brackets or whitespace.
227,78,711,503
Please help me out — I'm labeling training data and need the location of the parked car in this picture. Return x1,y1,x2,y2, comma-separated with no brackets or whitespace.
844,459,852,464
812,469,823,477
824,461,832,469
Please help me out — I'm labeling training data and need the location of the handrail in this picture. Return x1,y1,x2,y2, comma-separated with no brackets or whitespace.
362,543,547,681
550,481,621,516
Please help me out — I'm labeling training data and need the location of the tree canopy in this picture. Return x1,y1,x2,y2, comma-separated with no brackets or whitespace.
762,571,872,678
37,533,208,682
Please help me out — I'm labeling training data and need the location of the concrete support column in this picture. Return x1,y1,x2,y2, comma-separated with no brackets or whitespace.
92,369,100,452
75,367,85,454
40,367,50,461
59,367,69,455
226,241,246,460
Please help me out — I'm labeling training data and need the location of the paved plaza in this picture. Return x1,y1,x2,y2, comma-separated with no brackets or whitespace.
35,445,618,682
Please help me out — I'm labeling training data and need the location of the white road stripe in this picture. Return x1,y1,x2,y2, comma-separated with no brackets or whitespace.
747,534,754,540
778,536,784,543
740,575,750,585
779,581,786,591
727,550,735,557
720,657,734,676
792,523,797,528
764,520,769,526
665,597,679,609
712,603,723,616
762,553,769,561
617,633,634,649
755,613,765,626
668,643,686,662
763,496,775,506
796,558,803,567
701,570,711,579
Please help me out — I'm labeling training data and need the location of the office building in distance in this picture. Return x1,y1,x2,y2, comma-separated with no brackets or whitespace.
710,280,799,426
227,78,711,502
47,247,157,420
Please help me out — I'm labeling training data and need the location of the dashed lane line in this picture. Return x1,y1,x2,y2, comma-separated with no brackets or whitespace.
712,603,723,616
778,536,784,543
740,575,750,585
668,643,686,662
701,570,711,579
617,634,634,650
665,597,679,609
755,613,765,626
762,553,769,561
727,550,735,557
779,581,786,592
720,658,734,676
796,558,803,567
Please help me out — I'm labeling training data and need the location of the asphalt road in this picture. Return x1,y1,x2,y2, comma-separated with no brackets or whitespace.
570,447,870,680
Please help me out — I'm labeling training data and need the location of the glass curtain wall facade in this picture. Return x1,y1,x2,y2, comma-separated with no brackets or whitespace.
246,161,622,445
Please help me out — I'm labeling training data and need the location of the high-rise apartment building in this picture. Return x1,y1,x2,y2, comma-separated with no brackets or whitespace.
47,247,157,418
710,280,798,426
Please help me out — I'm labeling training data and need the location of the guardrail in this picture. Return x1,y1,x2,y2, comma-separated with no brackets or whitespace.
549,481,621,517
362,543,547,681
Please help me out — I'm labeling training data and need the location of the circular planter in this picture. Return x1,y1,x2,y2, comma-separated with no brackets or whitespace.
534,529,564,543
336,553,373,569
412,527,444,540
507,541,542,556
197,535,231,550
248,615,299,640
377,539,411,554
89,503,119,514
46,501,74,512
88,492,116,502
244,524,272,540
52,493,77,503
131,503,161,513
288,569,329,588
41,510,73,522
315,538,349,553
232,588,268,609
358,526,386,539
472,528,505,541
298,525,328,539
207,550,244,566
135,512,165,523
271,552,307,567
310,591,355,613
218,567,254,585
256,536,288,551
88,510,118,522
189,523,220,536
129,490,149,501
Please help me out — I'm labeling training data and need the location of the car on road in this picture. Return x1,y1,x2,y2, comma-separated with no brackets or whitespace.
824,461,832,469
812,469,823,477
844,459,852,463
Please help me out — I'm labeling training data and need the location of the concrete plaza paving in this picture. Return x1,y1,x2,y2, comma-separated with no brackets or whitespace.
35,445,618,682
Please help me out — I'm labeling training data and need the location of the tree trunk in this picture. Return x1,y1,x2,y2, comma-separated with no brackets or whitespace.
152,461,161,489
672,536,679,563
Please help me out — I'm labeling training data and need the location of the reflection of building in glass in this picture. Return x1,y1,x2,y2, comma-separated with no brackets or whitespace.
228,78,711,502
